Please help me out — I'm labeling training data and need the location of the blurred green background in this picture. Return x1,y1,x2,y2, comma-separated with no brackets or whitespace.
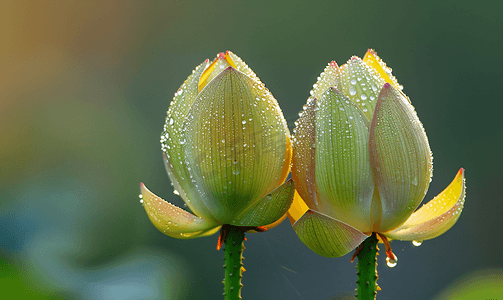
1,1,502,299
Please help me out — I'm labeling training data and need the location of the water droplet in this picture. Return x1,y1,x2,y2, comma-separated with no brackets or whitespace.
180,139,186,145
350,79,357,85
412,240,422,247
349,86,357,96
242,120,246,125
169,118,174,125
222,139,225,143
173,190,180,195
386,256,398,268
232,167,240,175
361,94,367,101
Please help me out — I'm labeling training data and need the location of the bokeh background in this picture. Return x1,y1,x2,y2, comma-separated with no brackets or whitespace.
1,1,502,299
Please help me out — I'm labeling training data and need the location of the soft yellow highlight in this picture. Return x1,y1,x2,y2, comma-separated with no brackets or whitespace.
363,49,402,91
287,190,309,225
399,168,464,226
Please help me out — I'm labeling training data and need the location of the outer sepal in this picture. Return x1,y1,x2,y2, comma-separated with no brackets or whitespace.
291,97,319,210
293,209,368,257
232,179,295,227
182,67,289,223
161,60,215,220
383,168,466,241
369,83,433,232
141,183,220,239
314,88,375,232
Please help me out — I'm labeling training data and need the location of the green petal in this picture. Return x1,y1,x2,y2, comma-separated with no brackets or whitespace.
181,68,289,223
339,56,386,120
383,168,465,241
161,60,217,221
310,61,341,101
314,88,375,233
140,183,220,239
291,97,319,210
232,178,295,226
369,83,433,232
293,209,368,257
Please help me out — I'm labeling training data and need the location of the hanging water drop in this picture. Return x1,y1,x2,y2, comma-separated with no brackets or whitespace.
173,190,180,195
412,240,422,247
386,256,398,268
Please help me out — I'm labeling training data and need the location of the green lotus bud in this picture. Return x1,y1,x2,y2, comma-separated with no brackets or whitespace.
141,51,294,240
288,50,466,258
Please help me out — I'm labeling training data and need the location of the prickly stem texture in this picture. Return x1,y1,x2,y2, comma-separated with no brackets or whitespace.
356,233,379,300
223,225,245,300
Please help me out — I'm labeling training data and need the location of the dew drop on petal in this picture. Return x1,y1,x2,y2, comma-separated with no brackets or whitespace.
349,86,357,96
173,190,180,195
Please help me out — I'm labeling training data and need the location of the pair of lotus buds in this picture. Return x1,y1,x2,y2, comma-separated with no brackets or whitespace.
140,50,466,259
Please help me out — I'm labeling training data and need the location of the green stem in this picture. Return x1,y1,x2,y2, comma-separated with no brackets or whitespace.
223,225,245,300
356,232,379,300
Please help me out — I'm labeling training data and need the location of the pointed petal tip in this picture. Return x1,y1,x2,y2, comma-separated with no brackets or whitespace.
330,60,338,67
383,82,392,89
383,168,466,241
141,183,219,239
328,86,341,93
